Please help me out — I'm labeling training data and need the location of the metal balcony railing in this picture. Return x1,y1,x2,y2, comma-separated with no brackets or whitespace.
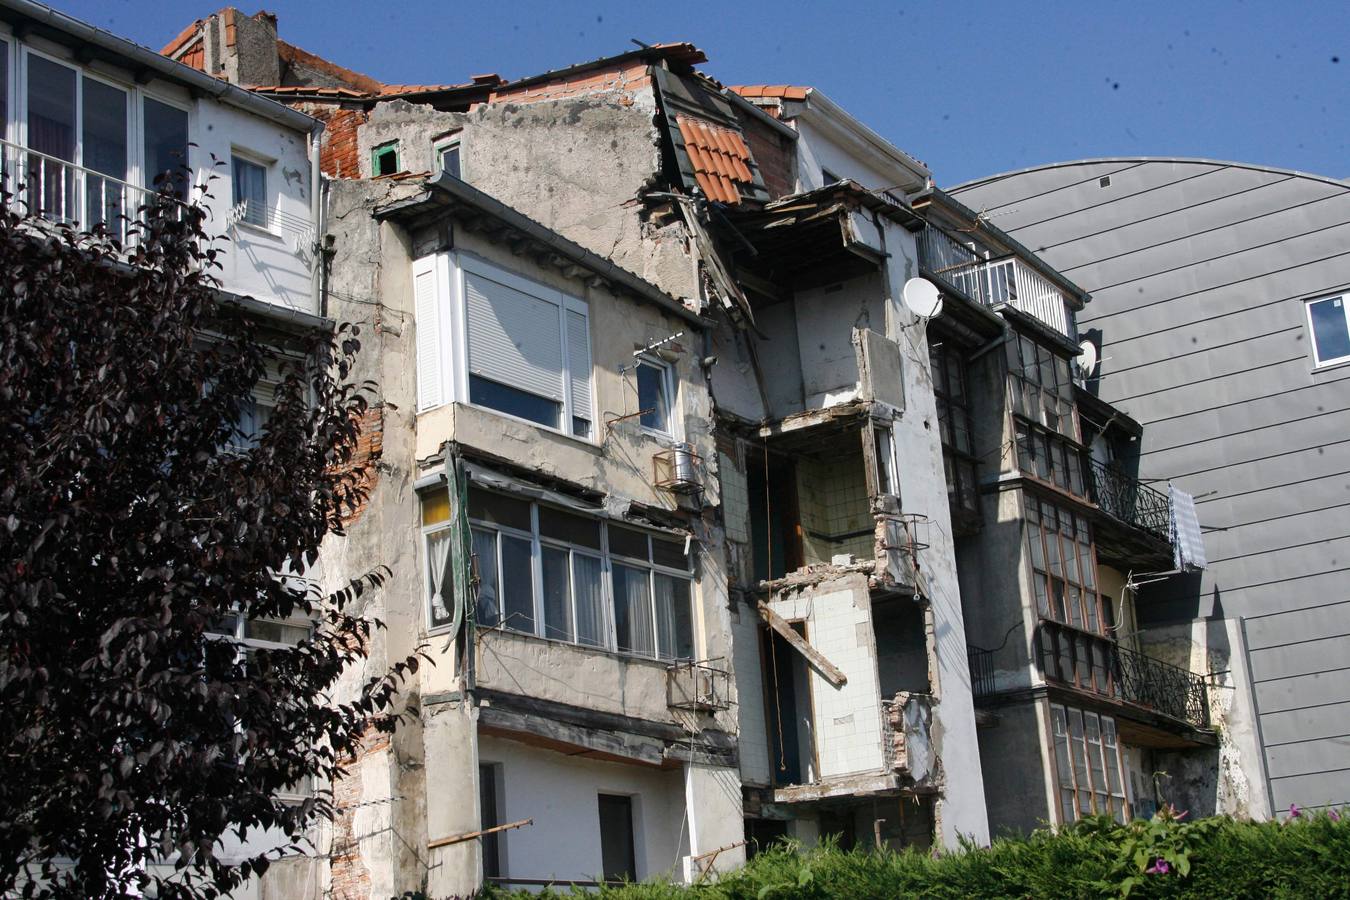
1,138,185,244
1038,621,1209,728
1086,458,1171,541
917,226,1077,340
968,644,996,699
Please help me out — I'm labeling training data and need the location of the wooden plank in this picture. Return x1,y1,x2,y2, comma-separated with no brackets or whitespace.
757,602,848,687
428,817,533,851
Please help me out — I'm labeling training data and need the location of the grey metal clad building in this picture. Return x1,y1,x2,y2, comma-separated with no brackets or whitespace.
952,158,1350,819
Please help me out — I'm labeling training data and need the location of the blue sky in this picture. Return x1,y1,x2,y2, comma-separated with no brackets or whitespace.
63,0,1349,185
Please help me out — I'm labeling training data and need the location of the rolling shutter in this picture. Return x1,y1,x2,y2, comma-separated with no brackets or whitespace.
413,256,443,411
464,270,563,401
566,308,593,423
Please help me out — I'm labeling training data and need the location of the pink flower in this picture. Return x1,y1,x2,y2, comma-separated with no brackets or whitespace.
1145,859,1171,875
1330,808,1341,823
1289,803,1302,819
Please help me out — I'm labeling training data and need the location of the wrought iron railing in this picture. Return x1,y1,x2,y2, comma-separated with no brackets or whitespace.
1037,621,1209,728
968,644,996,698
917,225,1077,340
1086,458,1171,540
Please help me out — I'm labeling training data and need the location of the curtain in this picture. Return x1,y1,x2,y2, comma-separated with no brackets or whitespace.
472,528,499,627
426,530,453,629
541,546,572,641
613,564,653,657
573,554,604,647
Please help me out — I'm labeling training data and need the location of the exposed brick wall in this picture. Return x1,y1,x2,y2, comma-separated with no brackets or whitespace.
487,61,651,107
335,404,383,528
741,113,795,200
292,103,368,179
328,731,392,900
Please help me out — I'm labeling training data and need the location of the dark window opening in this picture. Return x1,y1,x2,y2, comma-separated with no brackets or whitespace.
372,142,400,177
745,818,789,858
597,794,637,882
746,450,801,582
873,597,930,695
469,375,562,430
480,764,503,878
763,623,814,786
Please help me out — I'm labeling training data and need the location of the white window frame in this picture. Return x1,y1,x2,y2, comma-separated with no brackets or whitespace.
415,251,597,444
434,133,462,180
1049,703,1129,824
634,354,679,440
1305,292,1350,369
419,485,697,661
230,148,273,233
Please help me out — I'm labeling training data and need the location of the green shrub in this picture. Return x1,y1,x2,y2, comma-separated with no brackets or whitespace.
475,809,1349,900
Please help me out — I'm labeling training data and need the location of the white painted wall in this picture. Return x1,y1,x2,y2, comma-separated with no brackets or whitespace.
478,736,689,885
793,118,907,194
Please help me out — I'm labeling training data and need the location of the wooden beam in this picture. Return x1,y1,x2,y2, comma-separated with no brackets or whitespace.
757,602,847,687
428,817,532,851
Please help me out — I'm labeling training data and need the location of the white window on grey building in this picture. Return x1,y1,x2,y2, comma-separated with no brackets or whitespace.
436,135,462,179
1049,703,1128,824
413,253,595,440
635,357,674,436
1306,293,1350,368
231,154,268,228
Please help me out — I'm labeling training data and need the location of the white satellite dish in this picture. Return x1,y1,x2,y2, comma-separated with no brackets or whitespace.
1075,339,1099,378
902,277,943,319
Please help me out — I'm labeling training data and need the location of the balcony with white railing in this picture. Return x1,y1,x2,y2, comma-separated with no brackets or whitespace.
918,226,1076,341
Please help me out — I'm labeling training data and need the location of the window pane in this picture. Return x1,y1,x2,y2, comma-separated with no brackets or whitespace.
245,619,310,645
479,765,501,879
468,487,532,531
1085,713,1106,794
82,79,128,231
573,553,606,648
232,156,267,227
501,535,535,634
1309,296,1350,364
439,142,461,179
612,563,654,656
651,535,688,570
608,525,650,561
636,360,671,432
426,528,455,629
27,54,77,220
143,98,189,195
469,375,562,429
472,528,500,627
539,505,600,549
654,573,694,660
541,546,572,641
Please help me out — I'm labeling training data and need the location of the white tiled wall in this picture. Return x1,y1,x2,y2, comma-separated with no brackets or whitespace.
767,574,886,778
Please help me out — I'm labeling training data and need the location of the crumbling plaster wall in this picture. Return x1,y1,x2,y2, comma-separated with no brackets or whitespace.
976,700,1055,836
876,216,990,845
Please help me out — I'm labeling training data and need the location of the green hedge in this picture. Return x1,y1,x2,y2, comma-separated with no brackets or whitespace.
479,809,1350,899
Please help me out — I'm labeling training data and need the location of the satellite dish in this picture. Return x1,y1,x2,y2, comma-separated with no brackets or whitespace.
902,277,943,319
1075,339,1099,377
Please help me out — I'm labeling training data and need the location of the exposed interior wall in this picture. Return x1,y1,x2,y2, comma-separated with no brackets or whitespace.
874,598,931,695
765,574,886,779
796,443,872,565
793,275,884,409
477,736,689,884
955,489,1036,693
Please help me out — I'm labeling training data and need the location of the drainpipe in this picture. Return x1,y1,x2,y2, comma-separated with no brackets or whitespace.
308,125,325,317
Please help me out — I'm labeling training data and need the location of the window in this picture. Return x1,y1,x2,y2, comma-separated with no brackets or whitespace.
635,357,674,435
1050,704,1128,823
420,485,696,661
414,253,595,441
25,53,77,219
597,794,637,882
372,141,399,177
931,343,979,516
821,167,842,185
872,424,897,496
232,154,268,228
82,77,128,230
1306,293,1350,367
142,96,189,196
436,137,462,179
1015,421,1086,497
1007,334,1077,440
1025,498,1104,635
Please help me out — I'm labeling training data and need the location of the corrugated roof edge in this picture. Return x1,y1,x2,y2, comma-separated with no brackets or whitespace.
499,41,705,92
376,173,708,328
950,156,1350,193
0,0,318,134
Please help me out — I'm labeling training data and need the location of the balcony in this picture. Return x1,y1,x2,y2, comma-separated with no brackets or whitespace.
917,225,1076,340
967,644,996,699
1037,621,1209,729
1086,458,1171,541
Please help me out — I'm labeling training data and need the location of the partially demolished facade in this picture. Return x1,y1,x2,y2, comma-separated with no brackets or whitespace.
157,10,1213,897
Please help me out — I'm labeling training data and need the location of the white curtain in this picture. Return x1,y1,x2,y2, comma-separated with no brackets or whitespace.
426,530,452,628
472,528,500,627
614,564,654,657
573,554,605,647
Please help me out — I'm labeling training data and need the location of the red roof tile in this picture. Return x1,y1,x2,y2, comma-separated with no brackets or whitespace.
676,114,758,205
729,84,812,101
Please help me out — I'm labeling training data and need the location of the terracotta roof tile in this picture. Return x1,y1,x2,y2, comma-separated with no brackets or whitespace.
675,114,759,205
250,85,369,99
729,84,812,101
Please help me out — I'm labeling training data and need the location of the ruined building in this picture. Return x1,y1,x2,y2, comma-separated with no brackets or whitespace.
151,6,1222,895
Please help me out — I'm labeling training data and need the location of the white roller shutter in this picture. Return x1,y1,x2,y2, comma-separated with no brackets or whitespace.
413,255,443,411
464,270,563,401
566,308,593,423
